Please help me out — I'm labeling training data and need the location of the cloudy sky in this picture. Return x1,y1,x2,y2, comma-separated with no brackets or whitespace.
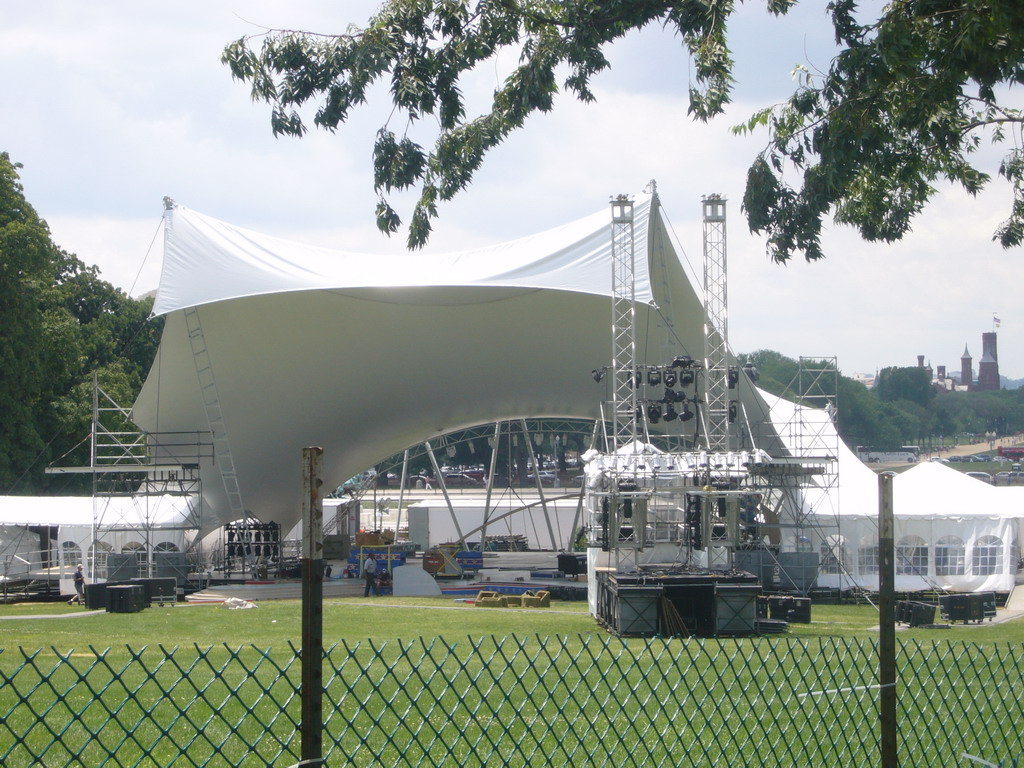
3,1,1021,379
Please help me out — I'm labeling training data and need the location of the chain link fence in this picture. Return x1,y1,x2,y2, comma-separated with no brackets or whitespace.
2,635,1022,767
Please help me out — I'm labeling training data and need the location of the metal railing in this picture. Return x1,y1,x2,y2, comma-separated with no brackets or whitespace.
2,635,1022,767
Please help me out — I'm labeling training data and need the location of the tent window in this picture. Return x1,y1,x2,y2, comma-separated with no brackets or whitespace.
858,536,879,575
896,535,928,576
935,536,966,576
61,542,83,572
972,535,1003,576
154,542,179,552
820,535,847,575
88,541,113,575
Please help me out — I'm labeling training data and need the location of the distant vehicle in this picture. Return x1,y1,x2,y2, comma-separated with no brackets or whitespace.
992,456,1011,464
965,471,993,483
948,456,964,462
445,472,483,487
974,454,993,462
996,471,1011,481
928,457,949,463
998,445,1024,461
527,471,558,485
856,446,918,463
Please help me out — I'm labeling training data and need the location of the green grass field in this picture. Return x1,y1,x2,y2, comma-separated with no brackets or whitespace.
3,597,1023,767
1,596,1022,649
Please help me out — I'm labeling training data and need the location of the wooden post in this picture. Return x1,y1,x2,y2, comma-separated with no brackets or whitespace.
878,472,897,768
301,447,324,766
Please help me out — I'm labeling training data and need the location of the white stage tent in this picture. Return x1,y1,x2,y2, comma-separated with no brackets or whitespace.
128,187,1024,593
133,189,790,532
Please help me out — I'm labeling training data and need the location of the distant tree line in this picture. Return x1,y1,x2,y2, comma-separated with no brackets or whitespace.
0,153,163,495
739,350,1024,451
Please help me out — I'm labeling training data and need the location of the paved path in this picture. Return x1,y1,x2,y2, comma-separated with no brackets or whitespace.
922,435,1023,461
0,609,105,620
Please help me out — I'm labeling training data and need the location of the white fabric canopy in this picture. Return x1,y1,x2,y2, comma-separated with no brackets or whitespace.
134,190,752,531
154,195,656,316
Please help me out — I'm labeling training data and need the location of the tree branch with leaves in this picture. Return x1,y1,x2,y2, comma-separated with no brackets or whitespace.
223,0,1022,260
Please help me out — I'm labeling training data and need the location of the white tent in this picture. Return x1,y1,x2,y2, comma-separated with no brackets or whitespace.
0,494,196,529
0,495,198,579
812,462,1024,593
133,189,785,531
751,392,1023,593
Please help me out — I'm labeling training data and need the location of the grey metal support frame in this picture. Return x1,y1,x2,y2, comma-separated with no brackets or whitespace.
702,194,730,453
610,195,638,452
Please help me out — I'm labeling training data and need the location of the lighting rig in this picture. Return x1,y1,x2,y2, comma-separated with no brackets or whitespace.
578,190,793,638
592,354,706,432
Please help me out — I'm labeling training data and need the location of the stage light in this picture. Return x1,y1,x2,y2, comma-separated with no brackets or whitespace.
680,402,694,422
728,367,740,388
674,389,688,403
743,361,760,382
663,370,678,387
663,404,678,422
671,354,693,369
729,400,738,422
647,369,662,386
647,403,662,424
634,370,643,388
592,368,605,382
663,387,675,403
679,371,695,387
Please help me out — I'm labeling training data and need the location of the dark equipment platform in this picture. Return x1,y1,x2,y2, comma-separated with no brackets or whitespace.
595,568,760,638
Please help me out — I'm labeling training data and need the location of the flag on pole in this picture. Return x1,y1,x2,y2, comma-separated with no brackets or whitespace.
993,314,1001,328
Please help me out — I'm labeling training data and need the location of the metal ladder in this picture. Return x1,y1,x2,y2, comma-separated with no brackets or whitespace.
184,305,246,521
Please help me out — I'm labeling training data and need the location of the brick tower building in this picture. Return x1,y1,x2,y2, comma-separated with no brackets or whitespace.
960,345,972,390
977,331,1000,391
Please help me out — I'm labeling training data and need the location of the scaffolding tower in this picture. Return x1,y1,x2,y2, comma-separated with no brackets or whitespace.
748,357,840,593
46,374,212,581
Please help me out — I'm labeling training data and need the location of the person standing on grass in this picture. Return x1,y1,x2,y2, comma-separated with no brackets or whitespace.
69,564,85,605
363,552,379,597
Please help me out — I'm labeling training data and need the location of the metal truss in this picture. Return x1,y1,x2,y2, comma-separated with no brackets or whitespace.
702,194,731,453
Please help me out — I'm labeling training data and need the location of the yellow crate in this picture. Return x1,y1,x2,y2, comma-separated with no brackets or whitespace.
521,590,551,609
475,591,507,608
